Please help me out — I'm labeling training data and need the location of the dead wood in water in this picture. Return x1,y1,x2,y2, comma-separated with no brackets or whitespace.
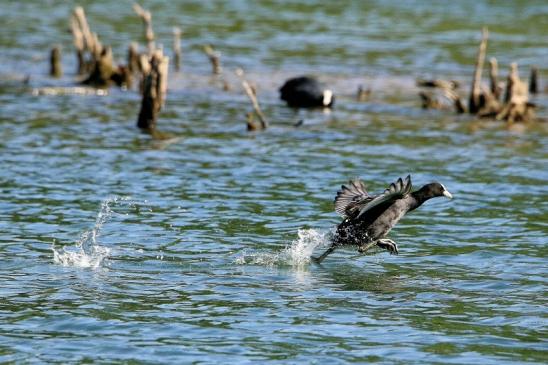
203,45,222,75
357,85,371,101
419,91,441,109
82,44,116,87
50,46,62,78
529,66,538,94
469,27,488,114
72,7,94,55
417,80,465,113
128,42,140,75
496,63,535,123
137,50,169,131
467,29,534,122
172,27,182,72
133,3,155,54
489,57,501,100
70,6,129,88
69,14,86,75
417,79,459,90
236,68,268,130
246,112,261,131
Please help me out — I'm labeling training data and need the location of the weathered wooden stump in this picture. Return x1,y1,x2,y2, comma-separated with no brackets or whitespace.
489,57,501,99
203,45,222,75
468,28,533,122
236,68,268,131
83,45,115,87
173,27,182,72
529,67,538,94
128,42,140,75
137,50,169,131
469,27,488,114
497,63,535,123
357,85,371,101
417,79,465,113
133,3,155,54
50,46,63,78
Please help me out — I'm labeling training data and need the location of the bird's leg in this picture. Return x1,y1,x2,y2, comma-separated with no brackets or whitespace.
357,240,378,254
311,245,336,264
376,238,399,255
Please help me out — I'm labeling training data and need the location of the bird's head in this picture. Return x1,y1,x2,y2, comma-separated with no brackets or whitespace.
424,182,453,199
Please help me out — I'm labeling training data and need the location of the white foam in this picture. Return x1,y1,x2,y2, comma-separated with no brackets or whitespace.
235,229,331,268
52,244,110,269
52,196,129,269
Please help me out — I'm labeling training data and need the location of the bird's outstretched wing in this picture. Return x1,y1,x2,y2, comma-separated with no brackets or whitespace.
334,178,371,218
356,175,412,219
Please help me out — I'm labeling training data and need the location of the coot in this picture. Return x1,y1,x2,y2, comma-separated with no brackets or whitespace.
312,175,452,263
279,76,334,108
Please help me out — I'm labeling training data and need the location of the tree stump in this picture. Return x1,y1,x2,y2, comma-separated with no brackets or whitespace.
529,67,538,94
133,3,155,54
203,45,222,75
83,45,115,87
137,50,169,131
236,68,268,131
469,27,488,114
497,63,535,123
173,27,182,72
50,46,63,78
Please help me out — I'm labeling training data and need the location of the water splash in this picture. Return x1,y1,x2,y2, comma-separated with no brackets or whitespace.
235,228,331,268
52,196,129,269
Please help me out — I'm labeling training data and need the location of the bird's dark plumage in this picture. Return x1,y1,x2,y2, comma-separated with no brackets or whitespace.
279,76,334,108
312,175,452,263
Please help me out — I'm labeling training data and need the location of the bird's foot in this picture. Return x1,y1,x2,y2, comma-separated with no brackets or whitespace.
377,239,399,255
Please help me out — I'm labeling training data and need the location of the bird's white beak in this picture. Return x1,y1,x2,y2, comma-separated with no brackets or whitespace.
443,190,453,199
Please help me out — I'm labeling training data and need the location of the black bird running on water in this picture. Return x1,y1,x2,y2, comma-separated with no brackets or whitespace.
312,175,453,263
279,76,334,108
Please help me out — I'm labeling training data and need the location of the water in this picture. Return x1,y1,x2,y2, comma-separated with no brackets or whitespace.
1,1,547,363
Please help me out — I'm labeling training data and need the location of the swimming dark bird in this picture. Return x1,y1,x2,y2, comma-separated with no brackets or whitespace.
279,76,334,108
312,175,452,263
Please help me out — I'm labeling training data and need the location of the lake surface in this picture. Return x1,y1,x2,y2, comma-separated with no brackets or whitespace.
1,0,547,363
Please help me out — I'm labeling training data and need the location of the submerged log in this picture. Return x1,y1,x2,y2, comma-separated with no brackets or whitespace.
418,79,465,113
137,50,169,131
236,68,268,130
50,46,63,78
417,79,459,90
